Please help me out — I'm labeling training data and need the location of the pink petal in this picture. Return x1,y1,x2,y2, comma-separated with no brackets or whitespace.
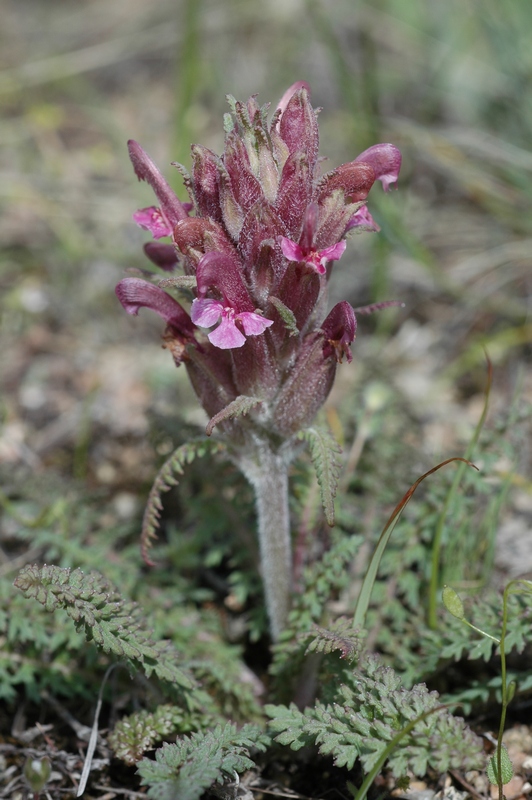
190,297,224,328
280,237,304,262
355,143,402,192
346,205,381,232
306,242,346,274
238,312,274,336
133,206,172,238
208,316,246,349
306,253,327,275
319,241,347,263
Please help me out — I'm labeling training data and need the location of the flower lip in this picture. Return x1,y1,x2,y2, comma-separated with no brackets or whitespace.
191,297,273,349
355,143,402,192
279,236,346,275
345,205,381,233
133,206,173,239
115,277,195,340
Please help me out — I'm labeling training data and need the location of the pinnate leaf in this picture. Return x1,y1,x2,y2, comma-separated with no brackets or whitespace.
108,704,195,765
266,656,484,777
205,395,262,436
136,723,269,800
141,438,226,564
14,565,195,692
297,426,342,525
305,617,363,663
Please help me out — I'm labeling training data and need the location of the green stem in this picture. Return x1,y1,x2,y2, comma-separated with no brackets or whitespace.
172,0,202,197
496,582,512,800
351,705,448,800
492,578,532,796
353,457,475,631
238,441,292,640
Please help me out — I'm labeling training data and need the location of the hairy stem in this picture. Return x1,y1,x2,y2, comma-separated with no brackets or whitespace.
238,441,292,640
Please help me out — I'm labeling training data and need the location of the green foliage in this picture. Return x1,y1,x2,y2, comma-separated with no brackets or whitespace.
268,295,300,336
141,438,226,563
136,723,270,800
270,532,363,692
266,655,484,777
205,396,263,437
487,746,513,786
0,585,90,702
108,704,202,765
297,426,342,525
5,0,532,793
442,585,465,620
305,617,364,662
431,589,530,668
14,564,195,695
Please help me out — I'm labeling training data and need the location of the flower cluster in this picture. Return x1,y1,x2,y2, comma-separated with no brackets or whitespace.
116,82,400,440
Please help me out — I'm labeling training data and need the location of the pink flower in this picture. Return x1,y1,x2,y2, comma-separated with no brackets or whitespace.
346,205,381,233
191,297,273,349
133,206,173,238
279,236,347,275
355,143,402,192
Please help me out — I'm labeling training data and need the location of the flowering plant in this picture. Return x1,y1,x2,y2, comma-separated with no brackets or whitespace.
116,82,401,639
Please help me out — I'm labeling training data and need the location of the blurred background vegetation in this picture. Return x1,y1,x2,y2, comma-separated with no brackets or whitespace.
1,0,531,603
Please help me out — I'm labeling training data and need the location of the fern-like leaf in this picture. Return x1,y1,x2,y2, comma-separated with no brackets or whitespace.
297,426,342,525
205,395,262,437
270,533,363,691
136,723,269,800
266,656,484,777
14,565,195,693
141,438,226,564
305,617,363,663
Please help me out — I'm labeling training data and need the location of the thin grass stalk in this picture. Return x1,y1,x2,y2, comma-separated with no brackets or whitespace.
353,457,476,631
427,358,492,629
172,0,202,196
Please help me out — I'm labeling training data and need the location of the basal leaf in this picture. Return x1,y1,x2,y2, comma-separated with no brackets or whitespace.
14,565,195,694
